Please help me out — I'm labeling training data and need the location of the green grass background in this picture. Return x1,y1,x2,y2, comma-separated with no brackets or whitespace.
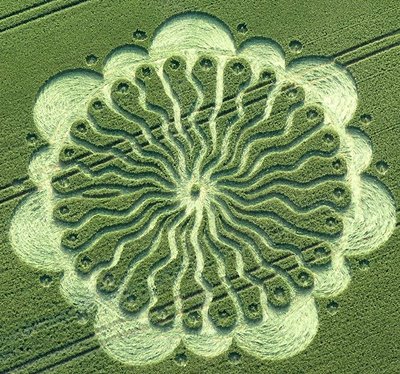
0,0,399,373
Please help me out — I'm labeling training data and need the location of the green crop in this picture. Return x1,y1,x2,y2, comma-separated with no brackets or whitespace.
0,1,399,373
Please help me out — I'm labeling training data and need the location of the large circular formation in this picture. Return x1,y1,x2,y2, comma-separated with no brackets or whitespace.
9,12,396,365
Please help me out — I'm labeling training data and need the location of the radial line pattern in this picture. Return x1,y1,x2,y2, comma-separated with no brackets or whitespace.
51,53,351,332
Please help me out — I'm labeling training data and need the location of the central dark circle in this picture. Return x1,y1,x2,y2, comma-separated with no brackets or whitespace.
190,183,201,199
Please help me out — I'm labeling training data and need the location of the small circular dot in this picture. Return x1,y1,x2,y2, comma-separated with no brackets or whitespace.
103,274,115,287
142,66,151,77
59,178,69,188
333,187,345,199
332,159,342,170
76,123,87,133
188,311,200,322
307,109,318,119
26,133,38,143
126,295,136,304
59,206,69,214
228,351,241,363
237,23,248,34
326,217,337,227
232,62,244,74
327,300,339,315
159,309,169,320
227,115,236,125
286,86,299,98
298,271,310,282
324,133,335,143
64,148,74,157
92,101,103,110
360,114,372,124
248,303,259,312
315,247,327,258
274,286,285,297
289,40,303,53
359,259,370,270
117,82,129,93
80,256,92,267
133,29,147,40
219,309,229,319
39,274,53,287
174,353,188,367
376,161,388,175
85,54,98,66
68,233,77,242
261,70,274,81
169,59,180,70
200,58,213,69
